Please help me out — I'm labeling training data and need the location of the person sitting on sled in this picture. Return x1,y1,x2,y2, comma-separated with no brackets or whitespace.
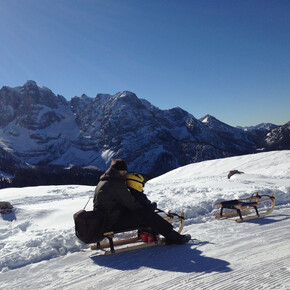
126,172,158,241
125,173,157,211
93,159,191,244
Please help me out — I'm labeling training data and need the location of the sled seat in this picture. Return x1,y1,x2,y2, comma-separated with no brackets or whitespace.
91,210,185,254
96,226,154,253
217,200,260,220
219,200,259,209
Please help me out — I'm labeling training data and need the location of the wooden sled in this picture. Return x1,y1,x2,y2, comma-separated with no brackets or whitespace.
90,210,185,255
215,193,275,222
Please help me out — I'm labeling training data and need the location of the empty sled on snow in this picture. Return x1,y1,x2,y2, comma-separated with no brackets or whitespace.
90,209,185,255
215,193,275,222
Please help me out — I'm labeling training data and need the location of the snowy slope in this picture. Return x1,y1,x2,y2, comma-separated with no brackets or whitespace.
0,151,290,289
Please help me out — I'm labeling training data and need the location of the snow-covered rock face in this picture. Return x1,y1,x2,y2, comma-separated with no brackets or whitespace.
264,122,290,150
0,81,289,176
237,122,278,131
0,81,79,166
200,114,257,151
70,92,246,174
0,81,67,129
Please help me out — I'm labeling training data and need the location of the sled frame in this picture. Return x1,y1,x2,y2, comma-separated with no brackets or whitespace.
215,193,275,222
90,210,185,255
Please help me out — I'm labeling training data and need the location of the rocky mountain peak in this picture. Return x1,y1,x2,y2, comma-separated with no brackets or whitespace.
200,114,214,123
264,122,290,150
110,91,144,110
0,81,71,130
200,114,238,131
0,81,289,177
115,90,137,98
23,80,38,88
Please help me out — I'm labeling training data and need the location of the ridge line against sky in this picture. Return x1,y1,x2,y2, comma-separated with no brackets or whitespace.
0,0,289,127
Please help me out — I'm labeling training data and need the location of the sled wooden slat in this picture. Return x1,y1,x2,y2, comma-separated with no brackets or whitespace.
91,236,139,250
103,239,165,255
215,206,252,219
236,195,275,222
90,210,185,254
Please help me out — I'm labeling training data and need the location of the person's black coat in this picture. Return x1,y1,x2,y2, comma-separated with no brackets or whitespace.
93,167,143,230
129,188,157,211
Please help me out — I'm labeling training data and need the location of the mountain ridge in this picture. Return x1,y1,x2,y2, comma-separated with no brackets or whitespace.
0,81,289,182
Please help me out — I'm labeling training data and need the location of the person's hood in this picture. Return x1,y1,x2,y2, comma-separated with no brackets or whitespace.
100,167,123,181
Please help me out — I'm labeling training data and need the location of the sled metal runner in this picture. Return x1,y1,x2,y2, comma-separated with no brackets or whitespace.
90,210,185,255
215,193,275,222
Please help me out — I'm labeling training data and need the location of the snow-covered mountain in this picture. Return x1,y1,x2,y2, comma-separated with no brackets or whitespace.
200,114,257,152
0,81,79,166
1,151,290,288
200,114,290,152
237,123,278,131
0,81,289,178
69,92,252,175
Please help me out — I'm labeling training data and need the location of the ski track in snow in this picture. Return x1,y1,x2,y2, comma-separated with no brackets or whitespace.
0,151,290,289
1,207,290,290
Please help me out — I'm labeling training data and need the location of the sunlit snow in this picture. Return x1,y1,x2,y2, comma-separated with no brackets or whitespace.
0,151,289,289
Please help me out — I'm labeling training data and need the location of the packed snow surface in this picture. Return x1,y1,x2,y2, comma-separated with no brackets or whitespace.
0,151,290,289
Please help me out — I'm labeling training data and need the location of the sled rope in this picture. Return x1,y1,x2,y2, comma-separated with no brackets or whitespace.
83,196,92,210
155,208,185,220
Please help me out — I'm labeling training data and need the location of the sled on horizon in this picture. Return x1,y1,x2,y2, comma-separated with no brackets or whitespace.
215,192,275,222
90,209,185,255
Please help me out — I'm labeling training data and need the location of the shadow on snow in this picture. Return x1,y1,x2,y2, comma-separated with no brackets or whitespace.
90,239,232,274
244,213,290,225
1,210,17,222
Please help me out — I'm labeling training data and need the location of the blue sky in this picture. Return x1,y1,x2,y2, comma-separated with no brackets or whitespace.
0,0,289,126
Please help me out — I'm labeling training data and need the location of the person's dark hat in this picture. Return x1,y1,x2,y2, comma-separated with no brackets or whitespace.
110,159,128,171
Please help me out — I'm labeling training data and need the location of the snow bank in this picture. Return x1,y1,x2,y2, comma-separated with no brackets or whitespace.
146,151,290,222
0,150,289,280
0,185,94,272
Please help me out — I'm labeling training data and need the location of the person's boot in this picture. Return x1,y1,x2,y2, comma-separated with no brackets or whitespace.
165,230,191,245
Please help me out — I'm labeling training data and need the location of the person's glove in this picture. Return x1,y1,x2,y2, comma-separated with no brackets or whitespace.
150,202,157,211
